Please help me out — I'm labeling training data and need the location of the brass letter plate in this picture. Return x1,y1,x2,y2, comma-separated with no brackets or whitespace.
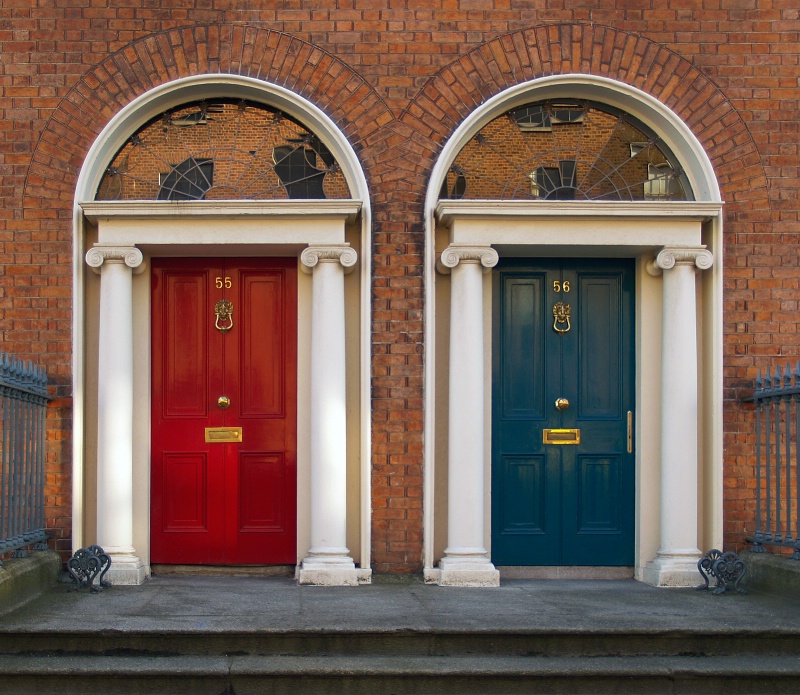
543,428,580,445
204,427,243,443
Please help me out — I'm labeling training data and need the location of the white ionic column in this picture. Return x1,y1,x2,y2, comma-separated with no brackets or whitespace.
85,245,146,585
645,246,713,587
298,245,359,586
436,246,500,586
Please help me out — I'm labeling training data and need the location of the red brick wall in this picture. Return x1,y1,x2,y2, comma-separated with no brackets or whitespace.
2,1,796,570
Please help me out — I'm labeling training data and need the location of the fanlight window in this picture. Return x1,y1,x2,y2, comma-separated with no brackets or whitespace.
440,100,691,202
96,100,350,201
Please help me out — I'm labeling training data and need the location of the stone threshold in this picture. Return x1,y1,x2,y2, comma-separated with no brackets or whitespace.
498,566,634,580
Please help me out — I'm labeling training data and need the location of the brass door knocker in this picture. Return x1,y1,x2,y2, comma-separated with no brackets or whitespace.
553,302,571,333
214,298,234,333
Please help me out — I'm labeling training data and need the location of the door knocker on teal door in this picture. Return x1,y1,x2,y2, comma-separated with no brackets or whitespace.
552,301,571,333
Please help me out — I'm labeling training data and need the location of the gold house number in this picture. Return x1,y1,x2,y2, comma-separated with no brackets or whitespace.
215,276,232,289
553,280,571,293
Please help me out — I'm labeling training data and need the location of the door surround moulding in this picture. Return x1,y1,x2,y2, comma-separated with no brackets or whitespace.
423,74,724,584
72,75,372,580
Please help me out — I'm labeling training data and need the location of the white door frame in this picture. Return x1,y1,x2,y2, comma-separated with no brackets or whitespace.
423,75,724,587
72,76,372,584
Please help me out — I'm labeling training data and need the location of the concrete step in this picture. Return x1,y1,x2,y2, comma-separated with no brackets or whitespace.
1,628,799,658
1,653,800,694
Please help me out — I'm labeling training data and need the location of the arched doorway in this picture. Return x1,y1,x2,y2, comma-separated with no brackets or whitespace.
73,76,372,585
424,75,723,587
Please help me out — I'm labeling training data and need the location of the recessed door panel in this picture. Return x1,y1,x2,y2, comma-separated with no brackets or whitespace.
578,275,621,419
161,453,209,532
239,270,285,418
492,258,634,567
501,276,546,419
575,454,622,533
238,453,286,532
151,258,297,565
162,272,209,418
499,455,548,534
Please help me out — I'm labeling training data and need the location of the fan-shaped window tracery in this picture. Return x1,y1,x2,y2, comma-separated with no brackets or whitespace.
440,100,691,202
96,99,350,201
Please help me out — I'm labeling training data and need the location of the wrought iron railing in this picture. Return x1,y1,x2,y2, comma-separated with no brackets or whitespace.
0,352,51,565
749,364,800,559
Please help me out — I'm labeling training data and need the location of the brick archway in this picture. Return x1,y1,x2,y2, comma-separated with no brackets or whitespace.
404,25,771,576
24,25,393,215
23,21,774,573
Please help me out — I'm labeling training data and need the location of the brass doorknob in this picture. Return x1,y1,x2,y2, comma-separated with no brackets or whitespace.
555,397,569,411
217,395,231,409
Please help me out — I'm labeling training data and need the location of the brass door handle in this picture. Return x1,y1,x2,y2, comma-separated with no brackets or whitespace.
555,397,569,411
627,410,633,453
218,395,231,409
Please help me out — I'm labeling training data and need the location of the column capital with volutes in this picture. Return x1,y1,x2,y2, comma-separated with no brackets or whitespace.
648,246,713,276
85,245,145,274
300,245,358,274
437,245,499,275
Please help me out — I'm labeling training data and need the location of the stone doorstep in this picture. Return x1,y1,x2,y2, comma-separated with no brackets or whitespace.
2,653,800,690
741,552,800,598
0,551,61,616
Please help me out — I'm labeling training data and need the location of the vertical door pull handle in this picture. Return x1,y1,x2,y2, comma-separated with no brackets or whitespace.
627,411,633,454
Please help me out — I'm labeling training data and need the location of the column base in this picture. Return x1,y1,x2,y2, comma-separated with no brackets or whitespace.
104,552,148,586
298,551,359,586
641,552,702,588
434,553,500,587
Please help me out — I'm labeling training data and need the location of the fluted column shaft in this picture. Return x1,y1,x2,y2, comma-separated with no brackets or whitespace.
298,245,359,586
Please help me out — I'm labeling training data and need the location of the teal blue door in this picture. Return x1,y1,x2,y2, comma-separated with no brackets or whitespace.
491,259,635,566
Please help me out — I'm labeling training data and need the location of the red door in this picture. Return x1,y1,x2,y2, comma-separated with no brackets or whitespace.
150,258,297,565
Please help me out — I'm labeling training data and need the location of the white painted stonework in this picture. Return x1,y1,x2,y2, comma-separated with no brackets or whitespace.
433,246,500,587
423,76,725,588
73,76,373,586
85,245,147,585
643,246,714,587
79,203,367,586
298,245,360,586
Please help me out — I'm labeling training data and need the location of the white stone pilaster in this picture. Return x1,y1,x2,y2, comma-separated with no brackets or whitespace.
644,246,713,587
85,245,147,585
435,246,500,586
298,245,360,586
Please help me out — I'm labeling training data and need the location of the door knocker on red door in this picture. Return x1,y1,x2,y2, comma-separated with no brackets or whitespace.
214,298,234,333
552,301,571,333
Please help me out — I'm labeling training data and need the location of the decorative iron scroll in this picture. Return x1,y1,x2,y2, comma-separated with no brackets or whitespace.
696,549,746,595
67,545,112,593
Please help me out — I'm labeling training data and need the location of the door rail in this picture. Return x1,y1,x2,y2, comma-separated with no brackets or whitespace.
746,363,800,559
0,351,52,564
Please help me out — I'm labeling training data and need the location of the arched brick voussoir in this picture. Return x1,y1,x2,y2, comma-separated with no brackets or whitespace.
401,23,769,208
23,24,393,211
